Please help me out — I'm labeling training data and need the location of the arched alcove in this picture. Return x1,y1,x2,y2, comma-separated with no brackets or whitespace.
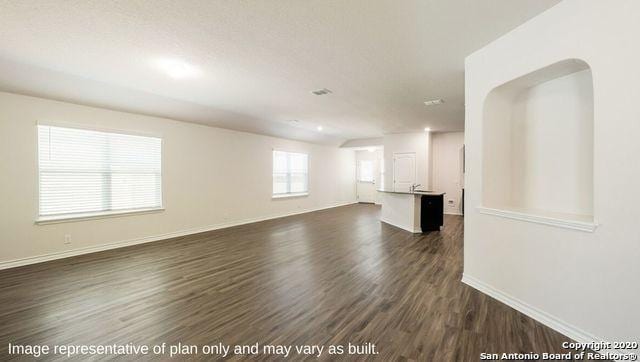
481,59,594,228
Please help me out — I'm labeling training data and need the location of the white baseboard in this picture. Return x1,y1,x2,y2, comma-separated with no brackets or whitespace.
444,211,463,216
461,273,629,360
0,201,357,270
380,217,421,233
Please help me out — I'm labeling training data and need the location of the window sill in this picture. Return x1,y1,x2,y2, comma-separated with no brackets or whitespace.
36,207,165,225
272,193,309,199
477,206,597,232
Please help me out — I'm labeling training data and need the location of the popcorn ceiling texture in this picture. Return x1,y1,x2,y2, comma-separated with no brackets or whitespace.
0,0,558,145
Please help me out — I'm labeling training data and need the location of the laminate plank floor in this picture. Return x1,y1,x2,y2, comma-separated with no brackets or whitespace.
0,205,589,361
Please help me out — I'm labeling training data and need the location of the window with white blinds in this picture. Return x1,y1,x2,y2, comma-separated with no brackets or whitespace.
358,160,374,182
37,125,162,221
273,150,308,197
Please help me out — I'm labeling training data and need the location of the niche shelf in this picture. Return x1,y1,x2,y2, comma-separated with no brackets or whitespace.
480,59,596,232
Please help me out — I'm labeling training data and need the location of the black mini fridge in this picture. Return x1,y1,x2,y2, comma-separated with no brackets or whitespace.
420,194,444,232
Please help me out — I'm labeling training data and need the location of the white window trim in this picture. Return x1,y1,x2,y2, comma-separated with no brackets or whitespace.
272,149,309,198
35,122,165,223
36,120,163,139
36,207,165,225
272,192,309,199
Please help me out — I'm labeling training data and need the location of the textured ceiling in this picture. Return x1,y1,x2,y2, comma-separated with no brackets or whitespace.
0,0,560,145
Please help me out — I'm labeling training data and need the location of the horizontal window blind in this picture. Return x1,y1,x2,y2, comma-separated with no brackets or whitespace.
273,150,308,196
358,160,374,182
38,125,162,219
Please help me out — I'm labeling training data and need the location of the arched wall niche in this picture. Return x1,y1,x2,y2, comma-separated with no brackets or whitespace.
481,59,595,228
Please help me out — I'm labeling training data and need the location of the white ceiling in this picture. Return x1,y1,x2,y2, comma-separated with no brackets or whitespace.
0,0,560,145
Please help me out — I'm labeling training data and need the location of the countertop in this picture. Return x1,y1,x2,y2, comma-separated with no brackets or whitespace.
377,189,446,196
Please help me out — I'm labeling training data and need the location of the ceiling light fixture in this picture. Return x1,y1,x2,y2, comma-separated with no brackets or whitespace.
311,88,332,96
424,99,444,106
316,126,323,131
367,147,375,152
155,58,199,79
424,127,431,132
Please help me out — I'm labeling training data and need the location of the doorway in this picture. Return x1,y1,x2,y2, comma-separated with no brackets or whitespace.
357,159,376,203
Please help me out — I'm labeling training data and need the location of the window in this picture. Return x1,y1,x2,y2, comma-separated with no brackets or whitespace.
37,125,162,221
358,160,374,182
273,150,308,197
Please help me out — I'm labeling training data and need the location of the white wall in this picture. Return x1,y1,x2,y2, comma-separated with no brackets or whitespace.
511,69,593,216
465,0,640,347
341,138,383,149
432,132,464,215
382,132,431,190
482,65,594,219
0,92,357,267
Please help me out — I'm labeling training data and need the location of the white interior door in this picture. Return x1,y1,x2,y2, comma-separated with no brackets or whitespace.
357,160,376,203
393,152,416,192
357,182,375,203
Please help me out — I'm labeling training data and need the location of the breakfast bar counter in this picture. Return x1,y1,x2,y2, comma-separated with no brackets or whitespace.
378,189,445,233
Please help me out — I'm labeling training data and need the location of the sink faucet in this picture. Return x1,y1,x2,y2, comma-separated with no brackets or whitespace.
410,183,422,192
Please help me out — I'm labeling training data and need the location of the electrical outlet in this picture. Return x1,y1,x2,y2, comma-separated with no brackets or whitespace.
64,234,71,245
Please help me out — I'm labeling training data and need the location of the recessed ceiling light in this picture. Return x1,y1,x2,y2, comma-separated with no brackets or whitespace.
155,58,198,79
316,126,323,131
311,88,332,96
424,99,444,106
424,127,431,132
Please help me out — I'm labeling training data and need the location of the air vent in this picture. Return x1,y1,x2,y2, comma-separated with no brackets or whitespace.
424,99,444,106
311,88,332,96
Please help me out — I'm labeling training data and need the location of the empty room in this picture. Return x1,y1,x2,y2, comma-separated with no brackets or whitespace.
0,1,638,360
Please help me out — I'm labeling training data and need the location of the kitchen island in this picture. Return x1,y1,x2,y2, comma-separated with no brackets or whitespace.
378,189,445,233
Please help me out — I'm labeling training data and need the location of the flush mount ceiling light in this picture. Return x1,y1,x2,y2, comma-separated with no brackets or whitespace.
367,147,375,152
424,127,431,132
155,58,199,79
316,126,323,131
424,98,444,106
311,88,332,96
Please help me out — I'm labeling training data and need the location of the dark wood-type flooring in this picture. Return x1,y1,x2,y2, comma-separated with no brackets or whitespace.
0,205,588,361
